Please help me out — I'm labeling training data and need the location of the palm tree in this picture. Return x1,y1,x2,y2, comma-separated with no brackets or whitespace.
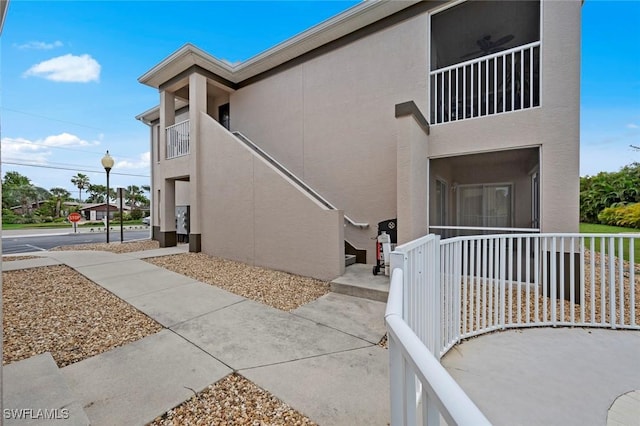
125,185,143,208
86,184,114,204
71,173,90,202
49,187,71,218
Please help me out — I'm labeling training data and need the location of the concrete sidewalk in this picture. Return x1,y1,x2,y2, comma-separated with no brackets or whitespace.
2,248,390,425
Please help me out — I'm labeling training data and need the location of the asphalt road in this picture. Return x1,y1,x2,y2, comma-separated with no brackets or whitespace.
1,230,151,254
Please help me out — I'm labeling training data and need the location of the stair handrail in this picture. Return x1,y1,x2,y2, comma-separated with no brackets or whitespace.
233,131,369,229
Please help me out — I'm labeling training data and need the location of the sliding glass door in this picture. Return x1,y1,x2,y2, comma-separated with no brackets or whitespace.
457,183,513,228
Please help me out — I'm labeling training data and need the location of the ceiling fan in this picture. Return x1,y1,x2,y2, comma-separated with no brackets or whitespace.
461,34,514,59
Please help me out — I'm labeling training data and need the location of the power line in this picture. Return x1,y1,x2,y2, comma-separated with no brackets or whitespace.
0,107,104,131
1,161,150,178
3,156,146,173
2,139,146,161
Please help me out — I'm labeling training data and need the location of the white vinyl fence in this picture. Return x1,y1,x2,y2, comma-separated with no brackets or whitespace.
385,233,640,425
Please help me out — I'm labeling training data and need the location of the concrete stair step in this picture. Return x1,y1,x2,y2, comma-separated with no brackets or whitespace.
2,353,90,425
330,263,389,303
345,254,356,267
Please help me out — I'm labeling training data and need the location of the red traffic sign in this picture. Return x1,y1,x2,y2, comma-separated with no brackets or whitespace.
68,212,82,223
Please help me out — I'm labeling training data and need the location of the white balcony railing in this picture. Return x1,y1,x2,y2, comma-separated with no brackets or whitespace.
430,41,541,125
387,233,640,425
166,120,190,159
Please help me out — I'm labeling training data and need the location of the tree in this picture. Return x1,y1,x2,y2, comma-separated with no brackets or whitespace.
125,185,148,208
3,171,31,187
86,184,115,204
71,173,90,202
2,171,44,214
50,187,72,218
580,162,640,223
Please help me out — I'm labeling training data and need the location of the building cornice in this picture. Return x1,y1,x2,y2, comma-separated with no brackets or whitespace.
0,0,10,34
137,0,421,89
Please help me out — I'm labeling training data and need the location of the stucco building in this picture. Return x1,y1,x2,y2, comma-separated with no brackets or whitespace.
137,0,581,281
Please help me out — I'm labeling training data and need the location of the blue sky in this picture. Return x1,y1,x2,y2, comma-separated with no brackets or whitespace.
1,1,639,198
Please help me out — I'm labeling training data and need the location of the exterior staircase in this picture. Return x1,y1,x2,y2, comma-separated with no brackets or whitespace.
345,254,356,266
330,263,389,302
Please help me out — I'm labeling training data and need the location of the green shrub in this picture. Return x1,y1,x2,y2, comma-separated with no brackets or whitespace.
2,208,20,224
113,211,132,221
598,203,640,229
130,209,143,220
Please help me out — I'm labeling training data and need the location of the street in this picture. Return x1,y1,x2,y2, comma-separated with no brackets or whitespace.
1,230,151,254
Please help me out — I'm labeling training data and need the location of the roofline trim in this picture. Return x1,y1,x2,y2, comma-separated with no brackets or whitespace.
137,0,421,88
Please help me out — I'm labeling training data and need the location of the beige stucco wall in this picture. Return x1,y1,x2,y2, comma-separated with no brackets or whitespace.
199,113,345,281
149,0,580,268
231,13,430,262
427,0,580,233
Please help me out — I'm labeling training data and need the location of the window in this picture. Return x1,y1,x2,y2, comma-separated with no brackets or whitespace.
457,183,513,228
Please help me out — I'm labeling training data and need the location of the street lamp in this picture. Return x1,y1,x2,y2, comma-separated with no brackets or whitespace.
101,151,114,243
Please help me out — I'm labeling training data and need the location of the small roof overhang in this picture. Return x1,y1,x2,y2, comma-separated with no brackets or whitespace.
0,0,9,34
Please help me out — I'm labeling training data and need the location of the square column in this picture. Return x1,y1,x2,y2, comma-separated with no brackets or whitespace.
188,72,207,252
159,179,176,247
395,101,430,244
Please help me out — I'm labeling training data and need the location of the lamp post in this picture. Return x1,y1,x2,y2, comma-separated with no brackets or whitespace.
101,151,114,243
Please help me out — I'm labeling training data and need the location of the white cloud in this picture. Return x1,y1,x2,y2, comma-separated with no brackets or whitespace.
23,54,101,83
41,132,99,147
627,123,639,129
115,152,150,169
1,137,53,165
1,133,101,164
15,40,63,50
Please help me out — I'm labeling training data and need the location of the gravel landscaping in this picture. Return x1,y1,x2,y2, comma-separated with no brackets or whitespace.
2,265,162,367
50,239,161,254
2,255,41,262
146,253,330,312
149,373,317,426
3,257,322,424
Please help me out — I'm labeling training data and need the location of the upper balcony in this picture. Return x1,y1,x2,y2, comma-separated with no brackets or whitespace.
430,0,541,125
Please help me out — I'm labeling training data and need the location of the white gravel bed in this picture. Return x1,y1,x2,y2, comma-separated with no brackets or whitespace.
2,265,163,367
2,255,41,262
50,239,160,254
149,373,317,426
145,253,330,312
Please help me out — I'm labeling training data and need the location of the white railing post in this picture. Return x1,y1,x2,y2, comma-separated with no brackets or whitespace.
388,330,405,426
165,120,190,159
429,41,541,124
433,236,442,356
387,232,640,426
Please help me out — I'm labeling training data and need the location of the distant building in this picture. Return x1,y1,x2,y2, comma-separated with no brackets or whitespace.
79,203,131,221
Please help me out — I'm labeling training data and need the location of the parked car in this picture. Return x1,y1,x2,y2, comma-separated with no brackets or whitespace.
142,216,151,225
